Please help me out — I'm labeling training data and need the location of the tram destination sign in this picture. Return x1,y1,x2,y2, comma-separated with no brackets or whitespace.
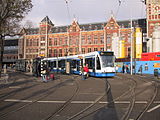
100,52,114,56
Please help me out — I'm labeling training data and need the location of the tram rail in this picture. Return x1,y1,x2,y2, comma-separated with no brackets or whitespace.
0,75,78,119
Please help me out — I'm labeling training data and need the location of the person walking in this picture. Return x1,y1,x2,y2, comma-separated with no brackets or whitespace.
83,64,89,80
122,64,125,73
138,65,143,75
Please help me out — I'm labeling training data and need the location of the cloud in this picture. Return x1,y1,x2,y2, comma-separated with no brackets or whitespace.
24,0,146,26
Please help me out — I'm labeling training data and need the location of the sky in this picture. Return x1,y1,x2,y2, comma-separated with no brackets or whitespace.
23,0,146,27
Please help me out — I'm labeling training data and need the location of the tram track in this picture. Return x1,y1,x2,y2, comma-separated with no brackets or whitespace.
65,74,150,120
57,76,132,120
0,74,77,119
118,74,158,120
0,72,42,101
75,75,138,120
65,77,111,120
133,75,158,120
120,76,137,120
42,75,80,120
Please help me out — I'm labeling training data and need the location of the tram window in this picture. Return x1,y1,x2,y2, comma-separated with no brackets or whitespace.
58,61,61,68
50,61,56,68
85,58,93,69
77,61,80,71
71,60,76,68
58,60,65,68
96,56,101,70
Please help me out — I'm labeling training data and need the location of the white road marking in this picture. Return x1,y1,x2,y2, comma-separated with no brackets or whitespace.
147,104,160,112
71,101,95,104
9,86,21,89
3,99,149,104
115,76,122,79
153,101,160,104
37,101,66,103
4,99,32,103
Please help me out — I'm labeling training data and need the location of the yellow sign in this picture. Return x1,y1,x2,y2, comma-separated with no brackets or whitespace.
39,54,45,57
154,63,160,68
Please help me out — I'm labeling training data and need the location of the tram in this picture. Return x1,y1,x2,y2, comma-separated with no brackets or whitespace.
43,51,116,77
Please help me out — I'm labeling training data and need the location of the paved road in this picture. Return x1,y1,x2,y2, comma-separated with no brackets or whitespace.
0,70,160,120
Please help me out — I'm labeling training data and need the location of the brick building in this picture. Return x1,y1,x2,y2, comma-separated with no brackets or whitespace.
18,16,146,59
145,0,160,52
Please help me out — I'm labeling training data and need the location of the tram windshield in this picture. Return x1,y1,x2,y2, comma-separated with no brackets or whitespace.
100,55,114,67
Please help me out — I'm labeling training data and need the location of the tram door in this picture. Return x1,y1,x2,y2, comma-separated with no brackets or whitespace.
66,61,70,74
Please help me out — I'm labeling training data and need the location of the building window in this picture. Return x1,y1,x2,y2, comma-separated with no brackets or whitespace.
64,36,68,45
82,35,85,45
53,49,58,57
69,48,73,53
41,37,45,41
94,48,98,51
26,39,29,46
75,47,79,54
93,35,98,44
107,46,111,50
59,37,63,45
70,36,73,45
107,34,111,44
88,48,92,52
59,49,62,57
100,34,104,44
41,43,45,46
100,48,104,51
64,49,68,56
49,38,52,46
49,49,52,57
54,38,58,46
76,36,79,45
82,48,85,54
87,35,92,44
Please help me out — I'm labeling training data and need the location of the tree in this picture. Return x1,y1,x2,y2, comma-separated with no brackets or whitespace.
24,20,35,29
0,0,33,77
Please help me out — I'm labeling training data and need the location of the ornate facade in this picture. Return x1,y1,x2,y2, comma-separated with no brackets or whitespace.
146,0,160,52
18,16,146,59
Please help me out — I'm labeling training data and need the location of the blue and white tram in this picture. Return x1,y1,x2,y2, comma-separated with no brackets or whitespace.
43,51,115,77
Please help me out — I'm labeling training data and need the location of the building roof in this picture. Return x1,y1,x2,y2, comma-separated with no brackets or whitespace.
25,18,146,35
41,16,54,26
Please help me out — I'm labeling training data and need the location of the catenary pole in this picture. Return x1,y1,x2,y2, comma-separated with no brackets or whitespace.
130,16,133,75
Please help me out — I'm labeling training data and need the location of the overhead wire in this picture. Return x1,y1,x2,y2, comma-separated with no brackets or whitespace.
64,0,72,24
115,0,123,18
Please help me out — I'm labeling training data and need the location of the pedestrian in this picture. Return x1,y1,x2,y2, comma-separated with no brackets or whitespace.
41,63,48,82
122,64,125,73
83,64,89,80
81,65,85,80
115,65,119,73
126,64,129,73
138,65,143,75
